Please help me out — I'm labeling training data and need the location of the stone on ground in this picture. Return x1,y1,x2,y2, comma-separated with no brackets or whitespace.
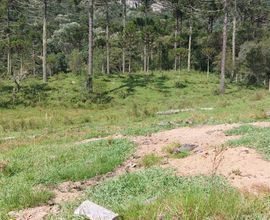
74,200,119,220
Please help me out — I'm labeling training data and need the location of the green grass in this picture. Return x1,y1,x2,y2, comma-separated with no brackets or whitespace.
52,169,270,220
0,139,134,219
1,71,270,141
1,70,270,218
227,125,270,160
139,154,163,167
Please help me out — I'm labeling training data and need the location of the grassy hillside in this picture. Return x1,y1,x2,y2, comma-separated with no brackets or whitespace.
1,70,270,219
1,71,270,139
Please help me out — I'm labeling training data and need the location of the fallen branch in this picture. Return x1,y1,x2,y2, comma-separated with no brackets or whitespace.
156,108,214,115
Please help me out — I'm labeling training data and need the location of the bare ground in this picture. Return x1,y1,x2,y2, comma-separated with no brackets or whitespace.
12,122,270,219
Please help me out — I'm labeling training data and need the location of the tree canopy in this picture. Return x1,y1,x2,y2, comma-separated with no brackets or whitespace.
1,0,270,93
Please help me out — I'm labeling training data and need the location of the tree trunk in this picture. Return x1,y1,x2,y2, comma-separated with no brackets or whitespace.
128,56,131,74
207,57,210,78
187,20,192,72
7,0,11,75
179,15,182,70
106,0,110,74
32,47,36,76
87,0,94,92
143,44,147,72
102,62,105,74
122,0,126,73
220,0,228,95
147,51,150,72
143,7,148,72
208,16,214,33
20,56,23,76
7,46,11,75
174,16,179,70
42,0,47,82
232,0,237,80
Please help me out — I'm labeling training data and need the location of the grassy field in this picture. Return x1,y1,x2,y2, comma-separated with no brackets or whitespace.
1,71,270,219
0,139,134,219
1,71,270,138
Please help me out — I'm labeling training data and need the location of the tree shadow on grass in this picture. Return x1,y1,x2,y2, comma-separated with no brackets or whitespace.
0,82,54,108
100,74,171,99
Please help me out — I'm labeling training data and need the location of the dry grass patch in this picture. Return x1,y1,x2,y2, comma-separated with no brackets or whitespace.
139,154,163,168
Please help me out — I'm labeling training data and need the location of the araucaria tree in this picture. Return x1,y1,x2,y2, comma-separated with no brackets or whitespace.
87,0,94,92
220,0,228,94
0,0,270,95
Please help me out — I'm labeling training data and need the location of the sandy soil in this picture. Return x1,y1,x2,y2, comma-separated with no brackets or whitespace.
12,122,270,219
131,122,270,193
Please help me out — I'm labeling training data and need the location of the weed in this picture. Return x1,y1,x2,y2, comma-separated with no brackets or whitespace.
211,146,226,177
139,154,162,167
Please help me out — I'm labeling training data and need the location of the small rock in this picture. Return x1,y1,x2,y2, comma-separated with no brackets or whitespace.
156,109,180,115
133,155,141,159
74,200,119,220
161,159,169,165
242,149,250,154
50,205,61,214
265,111,270,117
173,144,199,154
144,197,157,205
128,163,137,168
8,211,16,218
48,200,55,206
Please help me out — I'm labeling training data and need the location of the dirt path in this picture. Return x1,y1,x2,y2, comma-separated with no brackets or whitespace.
12,122,270,219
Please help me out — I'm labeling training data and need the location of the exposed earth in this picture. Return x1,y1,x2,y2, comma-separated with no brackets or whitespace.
12,122,270,220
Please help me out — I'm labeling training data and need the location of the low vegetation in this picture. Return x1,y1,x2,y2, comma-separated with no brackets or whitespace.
1,71,270,218
54,169,270,219
0,139,134,219
227,125,270,160
2,71,270,147
139,154,163,167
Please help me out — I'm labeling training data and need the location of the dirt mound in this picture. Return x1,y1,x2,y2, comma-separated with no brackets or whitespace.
132,122,270,194
169,147,270,193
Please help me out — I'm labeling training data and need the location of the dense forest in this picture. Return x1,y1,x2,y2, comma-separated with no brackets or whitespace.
1,0,270,96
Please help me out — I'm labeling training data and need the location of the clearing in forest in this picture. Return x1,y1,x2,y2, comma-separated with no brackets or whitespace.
1,72,270,219
12,122,270,219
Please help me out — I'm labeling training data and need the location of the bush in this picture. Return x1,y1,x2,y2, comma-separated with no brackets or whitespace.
68,49,84,74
